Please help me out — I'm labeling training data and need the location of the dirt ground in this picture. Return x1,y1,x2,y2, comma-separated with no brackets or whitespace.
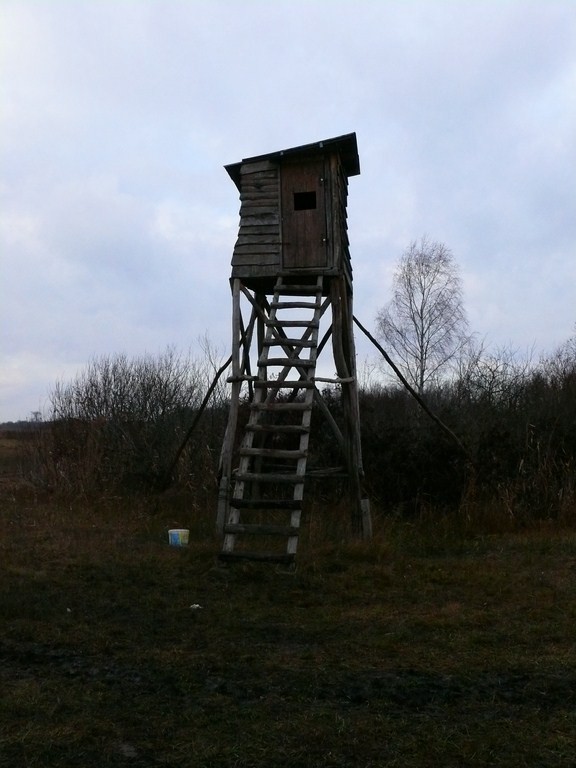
1,441,575,766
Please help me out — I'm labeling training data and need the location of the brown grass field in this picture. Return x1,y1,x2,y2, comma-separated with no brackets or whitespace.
1,432,575,767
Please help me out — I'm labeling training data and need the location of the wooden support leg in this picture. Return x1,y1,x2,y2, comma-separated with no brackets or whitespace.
331,276,372,539
216,279,242,534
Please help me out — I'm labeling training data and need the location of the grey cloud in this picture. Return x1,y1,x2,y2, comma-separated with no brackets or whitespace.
1,0,575,420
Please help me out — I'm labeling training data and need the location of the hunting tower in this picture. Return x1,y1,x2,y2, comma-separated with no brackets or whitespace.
217,133,371,567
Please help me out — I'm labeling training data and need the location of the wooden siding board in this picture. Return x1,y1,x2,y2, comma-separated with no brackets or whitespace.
239,225,279,236
232,252,280,266
240,214,280,226
240,192,279,201
239,204,279,216
242,181,278,198
234,244,282,255
241,181,278,192
240,160,277,175
231,265,280,275
235,235,281,246
240,186,278,198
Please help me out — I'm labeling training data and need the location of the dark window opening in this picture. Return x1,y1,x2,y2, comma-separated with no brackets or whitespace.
293,191,317,211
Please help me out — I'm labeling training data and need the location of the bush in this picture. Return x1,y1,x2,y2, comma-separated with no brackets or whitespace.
32,348,228,496
27,331,576,529
357,335,576,522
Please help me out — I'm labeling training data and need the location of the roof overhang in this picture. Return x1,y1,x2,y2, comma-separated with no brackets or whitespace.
225,132,360,191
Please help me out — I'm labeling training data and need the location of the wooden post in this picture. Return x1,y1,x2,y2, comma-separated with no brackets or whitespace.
216,279,242,533
330,275,371,539
343,283,372,539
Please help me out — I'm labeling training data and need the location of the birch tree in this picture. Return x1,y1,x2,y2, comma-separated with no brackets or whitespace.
376,237,470,395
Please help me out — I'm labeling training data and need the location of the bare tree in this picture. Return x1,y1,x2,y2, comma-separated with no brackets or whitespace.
38,346,222,494
454,341,534,408
376,237,470,395
544,325,576,383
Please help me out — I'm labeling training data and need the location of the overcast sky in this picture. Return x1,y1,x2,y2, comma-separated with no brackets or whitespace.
1,0,575,421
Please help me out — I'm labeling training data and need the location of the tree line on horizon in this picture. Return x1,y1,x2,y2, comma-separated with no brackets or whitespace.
19,238,575,527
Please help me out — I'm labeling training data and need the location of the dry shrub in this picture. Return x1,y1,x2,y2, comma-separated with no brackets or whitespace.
27,348,228,499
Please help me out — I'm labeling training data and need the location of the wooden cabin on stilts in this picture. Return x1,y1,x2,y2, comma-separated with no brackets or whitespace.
217,133,372,569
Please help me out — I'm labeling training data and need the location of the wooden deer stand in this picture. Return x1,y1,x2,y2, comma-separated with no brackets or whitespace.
217,133,371,568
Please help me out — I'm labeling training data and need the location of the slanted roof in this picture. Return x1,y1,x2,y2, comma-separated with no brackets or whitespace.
225,132,360,191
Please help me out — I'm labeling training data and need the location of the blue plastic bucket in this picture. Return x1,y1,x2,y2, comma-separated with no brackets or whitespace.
168,529,189,547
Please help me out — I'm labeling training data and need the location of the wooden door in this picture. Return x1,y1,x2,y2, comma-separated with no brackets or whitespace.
281,159,328,269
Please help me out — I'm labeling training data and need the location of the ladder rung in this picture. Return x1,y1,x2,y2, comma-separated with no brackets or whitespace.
224,524,300,536
265,320,319,328
239,447,307,459
219,551,296,564
234,472,302,484
254,380,314,389
270,301,318,309
246,423,308,434
313,376,355,384
250,402,311,412
261,358,316,368
230,499,302,510
263,338,315,348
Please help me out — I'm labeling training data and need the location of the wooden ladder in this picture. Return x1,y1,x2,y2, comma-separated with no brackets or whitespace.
219,275,324,568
